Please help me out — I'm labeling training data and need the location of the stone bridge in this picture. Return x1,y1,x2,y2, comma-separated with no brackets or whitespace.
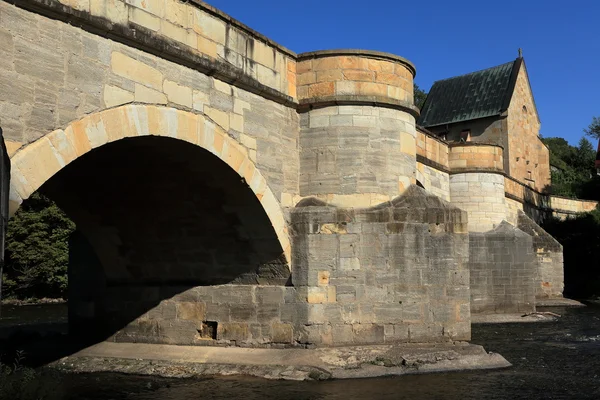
0,0,576,347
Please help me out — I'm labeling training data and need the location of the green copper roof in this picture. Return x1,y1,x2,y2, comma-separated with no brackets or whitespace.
418,58,522,128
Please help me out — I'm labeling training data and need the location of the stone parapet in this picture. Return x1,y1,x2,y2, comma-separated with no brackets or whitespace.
448,143,504,173
296,50,418,116
416,128,449,170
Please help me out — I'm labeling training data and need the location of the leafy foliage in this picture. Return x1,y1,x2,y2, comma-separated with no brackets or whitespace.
584,116,600,140
3,193,75,299
414,83,427,111
543,209,600,298
542,137,600,200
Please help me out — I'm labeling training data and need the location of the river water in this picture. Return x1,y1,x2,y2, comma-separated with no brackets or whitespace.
2,304,600,399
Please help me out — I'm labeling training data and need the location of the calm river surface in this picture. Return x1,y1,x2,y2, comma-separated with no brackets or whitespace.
2,303,600,399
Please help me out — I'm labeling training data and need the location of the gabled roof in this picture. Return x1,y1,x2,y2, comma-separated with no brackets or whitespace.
418,58,523,128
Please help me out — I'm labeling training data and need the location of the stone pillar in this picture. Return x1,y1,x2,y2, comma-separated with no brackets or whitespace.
448,143,507,232
297,50,420,208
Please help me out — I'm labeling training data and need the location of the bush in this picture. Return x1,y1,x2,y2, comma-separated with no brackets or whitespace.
0,350,63,400
3,193,75,300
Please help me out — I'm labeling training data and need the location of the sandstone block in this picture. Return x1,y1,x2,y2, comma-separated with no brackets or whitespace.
135,84,167,104
271,322,293,343
163,79,192,107
103,85,134,108
176,302,206,321
111,52,163,90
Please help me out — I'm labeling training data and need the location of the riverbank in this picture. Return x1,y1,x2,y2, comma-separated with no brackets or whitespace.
1,298,66,306
49,341,510,381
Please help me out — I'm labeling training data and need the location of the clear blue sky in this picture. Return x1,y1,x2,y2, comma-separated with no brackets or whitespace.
209,0,600,146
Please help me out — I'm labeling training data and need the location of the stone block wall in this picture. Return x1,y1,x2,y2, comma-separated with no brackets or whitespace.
550,196,598,219
469,222,536,314
101,284,299,347
289,186,471,345
450,173,506,232
416,129,449,168
506,63,550,192
416,162,450,201
517,211,564,299
299,105,417,207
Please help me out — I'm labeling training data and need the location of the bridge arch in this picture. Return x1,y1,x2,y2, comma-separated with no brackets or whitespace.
8,104,290,265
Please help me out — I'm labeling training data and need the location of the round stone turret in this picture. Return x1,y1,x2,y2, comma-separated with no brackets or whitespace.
297,50,419,207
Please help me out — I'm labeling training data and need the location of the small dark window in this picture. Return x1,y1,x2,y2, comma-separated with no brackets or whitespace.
198,321,218,339
522,105,528,113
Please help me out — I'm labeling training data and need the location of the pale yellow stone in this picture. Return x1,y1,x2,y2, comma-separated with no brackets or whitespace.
237,134,256,151
225,143,245,172
192,9,226,44
249,172,266,198
249,149,256,162
197,36,218,58
10,165,33,200
165,0,190,27
213,79,231,95
111,52,163,90
307,288,327,304
124,0,164,17
135,84,167,104
66,120,92,157
253,40,275,69
85,114,109,149
257,64,279,91
318,271,330,286
12,137,63,196
5,140,22,157
399,131,416,156
103,85,134,108
201,119,216,153
163,80,192,108
177,111,198,144
161,20,188,44
204,106,229,131
327,286,337,303
242,160,256,185
230,114,243,132
129,7,160,31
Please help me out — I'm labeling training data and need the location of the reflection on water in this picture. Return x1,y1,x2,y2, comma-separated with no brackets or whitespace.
3,304,600,399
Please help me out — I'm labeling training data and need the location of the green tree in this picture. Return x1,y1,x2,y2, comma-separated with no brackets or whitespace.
584,116,600,140
542,136,599,199
414,83,427,110
3,193,75,299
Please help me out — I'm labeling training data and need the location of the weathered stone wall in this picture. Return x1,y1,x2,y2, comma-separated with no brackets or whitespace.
299,105,417,207
517,211,564,300
469,222,536,314
1,1,299,210
289,186,471,345
506,64,550,193
450,173,506,232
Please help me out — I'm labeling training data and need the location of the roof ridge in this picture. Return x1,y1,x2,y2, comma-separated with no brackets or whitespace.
431,59,516,85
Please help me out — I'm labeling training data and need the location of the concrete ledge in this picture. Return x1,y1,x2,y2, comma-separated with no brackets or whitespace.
50,341,511,381
472,313,558,324
537,298,586,307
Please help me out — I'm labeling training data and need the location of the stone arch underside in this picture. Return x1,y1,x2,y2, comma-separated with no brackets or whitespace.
8,105,291,283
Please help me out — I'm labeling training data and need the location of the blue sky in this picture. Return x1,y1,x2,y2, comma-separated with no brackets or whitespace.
208,0,600,146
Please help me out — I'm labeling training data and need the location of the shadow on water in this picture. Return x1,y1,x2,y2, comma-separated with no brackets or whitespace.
2,303,600,399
